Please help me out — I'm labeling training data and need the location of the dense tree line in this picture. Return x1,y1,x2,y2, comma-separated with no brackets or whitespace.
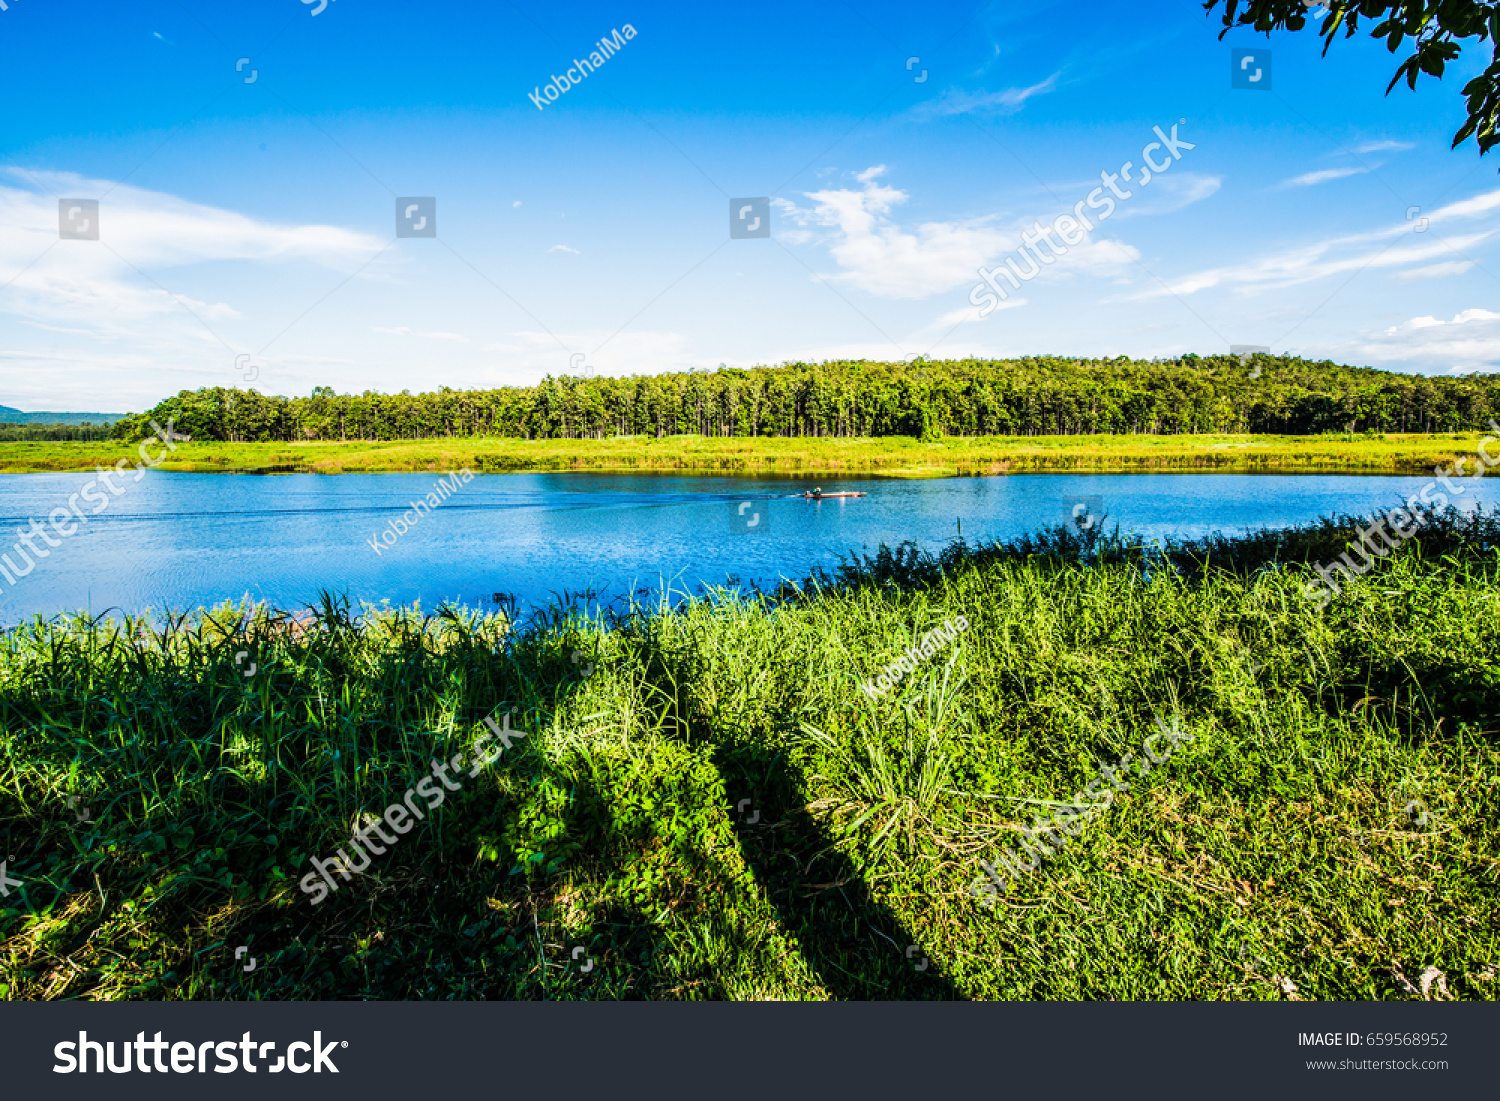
0,422,115,442
107,356,1500,443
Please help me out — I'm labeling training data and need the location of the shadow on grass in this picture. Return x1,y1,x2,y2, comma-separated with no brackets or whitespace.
525,736,963,999
603,592,966,998
708,736,961,999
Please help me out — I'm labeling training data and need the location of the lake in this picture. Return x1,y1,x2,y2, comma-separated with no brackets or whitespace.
0,469,1494,623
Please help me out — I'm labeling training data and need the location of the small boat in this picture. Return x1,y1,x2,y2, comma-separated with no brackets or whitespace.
800,491,866,499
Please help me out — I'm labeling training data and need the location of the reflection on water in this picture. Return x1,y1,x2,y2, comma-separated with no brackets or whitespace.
0,469,1493,621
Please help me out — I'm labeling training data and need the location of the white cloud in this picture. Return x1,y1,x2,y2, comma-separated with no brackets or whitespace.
1117,172,1222,217
911,73,1060,119
548,244,579,254
776,168,1148,300
1282,166,1367,188
1138,186,1500,297
0,169,388,343
1332,308,1500,374
1392,260,1476,281
1274,312,1500,377
1430,190,1500,219
925,299,1028,329
0,168,405,407
1454,308,1500,323
1354,140,1414,154
778,177,1014,298
3,170,382,269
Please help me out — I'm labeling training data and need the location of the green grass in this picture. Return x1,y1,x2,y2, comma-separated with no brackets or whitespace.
0,431,1490,476
1,512,1497,1000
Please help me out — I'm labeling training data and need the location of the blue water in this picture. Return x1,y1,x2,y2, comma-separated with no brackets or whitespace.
0,469,1492,622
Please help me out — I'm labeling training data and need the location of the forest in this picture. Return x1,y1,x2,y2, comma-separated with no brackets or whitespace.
106,355,1500,444
0,423,116,442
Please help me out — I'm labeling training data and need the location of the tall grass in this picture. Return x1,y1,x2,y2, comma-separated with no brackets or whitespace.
1,511,1497,1000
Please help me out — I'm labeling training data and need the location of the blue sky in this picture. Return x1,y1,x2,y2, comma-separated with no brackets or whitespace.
2,0,1498,410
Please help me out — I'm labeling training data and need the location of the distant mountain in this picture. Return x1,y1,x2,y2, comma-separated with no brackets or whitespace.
0,405,126,425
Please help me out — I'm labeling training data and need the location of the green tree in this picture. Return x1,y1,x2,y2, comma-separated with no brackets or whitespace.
1206,2,1500,164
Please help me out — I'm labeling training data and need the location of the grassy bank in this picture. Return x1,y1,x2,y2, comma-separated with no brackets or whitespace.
0,431,1492,476
1,512,1497,1000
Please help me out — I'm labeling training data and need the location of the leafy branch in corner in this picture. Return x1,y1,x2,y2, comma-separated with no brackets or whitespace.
1206,1,1500,164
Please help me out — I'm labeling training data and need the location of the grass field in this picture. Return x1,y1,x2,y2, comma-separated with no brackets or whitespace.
1,511,1497,1000
0,431,1491,476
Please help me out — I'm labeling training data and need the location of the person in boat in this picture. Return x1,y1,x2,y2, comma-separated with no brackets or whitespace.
810,487,823,498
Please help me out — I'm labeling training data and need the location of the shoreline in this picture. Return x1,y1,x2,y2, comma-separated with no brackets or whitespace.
0,432,1490,477
4,517,1496,1001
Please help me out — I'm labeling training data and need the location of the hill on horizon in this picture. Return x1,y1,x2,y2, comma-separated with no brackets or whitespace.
0,405,126,425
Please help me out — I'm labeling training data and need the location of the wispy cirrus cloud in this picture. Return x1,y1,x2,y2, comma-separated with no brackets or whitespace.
1282,165,1367,188
910,72,1060,119
1392,260,1476,281
0,169,388,342
924,298,1028,330
1354,139,1414,154
1116,172,1222,217
1135,187,1500,298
